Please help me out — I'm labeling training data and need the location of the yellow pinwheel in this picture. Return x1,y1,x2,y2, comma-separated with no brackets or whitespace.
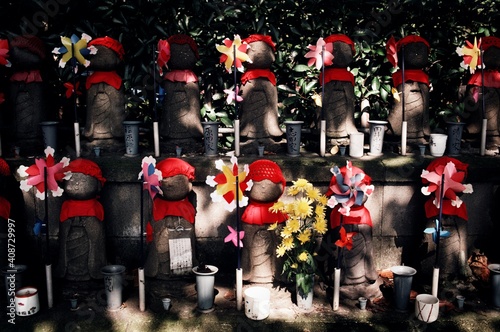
457,37,483,74
52,33,97,71
216,34,252,73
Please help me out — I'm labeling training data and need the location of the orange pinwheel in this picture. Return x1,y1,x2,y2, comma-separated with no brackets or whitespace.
334,226,357,251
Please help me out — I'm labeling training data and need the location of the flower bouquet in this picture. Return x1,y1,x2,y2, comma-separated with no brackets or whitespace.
268,179,328,301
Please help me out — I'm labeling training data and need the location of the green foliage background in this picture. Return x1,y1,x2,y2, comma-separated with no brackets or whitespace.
0,0,498,134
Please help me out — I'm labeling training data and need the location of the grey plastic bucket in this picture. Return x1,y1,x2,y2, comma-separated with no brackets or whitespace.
101,265,126,311
488,264,500,308
123,121,141,157
391,265,417,312
192,265,218,312
40,121,59,151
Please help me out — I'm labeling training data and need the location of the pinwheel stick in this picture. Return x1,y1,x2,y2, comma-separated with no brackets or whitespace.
43,167,54,308
320,45,326,157
152,45,160,157
235,173,243,310
233,45,240,157
333,214,343,311
480,44,486,156
431,173,445,298
139,182,146,311
71,47,81,158
401,45,407,156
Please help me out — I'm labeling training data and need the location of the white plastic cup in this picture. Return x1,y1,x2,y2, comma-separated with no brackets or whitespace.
349,132,364,158
244,286,271,320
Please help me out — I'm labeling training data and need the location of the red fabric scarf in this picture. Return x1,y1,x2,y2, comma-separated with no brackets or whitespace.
0,196,10,220
467,70,500,88
10,70,42,83
85,71,122,90
153,197,195,223
392,69,429,87
241,69,276,86
319,68,354,86
329,205,372,229
241,200,287,225
424,199,468,221
164,69,198,83
60,199,104,222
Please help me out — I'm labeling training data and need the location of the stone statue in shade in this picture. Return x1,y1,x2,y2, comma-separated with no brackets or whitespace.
85,36,126,151
7,35,47,155
157,35,203,152
241,159,287,283
462,36,500,152
144,158,197,279
386,35,431,145
320,34,358,142
240,34,283,153
56,159,107,280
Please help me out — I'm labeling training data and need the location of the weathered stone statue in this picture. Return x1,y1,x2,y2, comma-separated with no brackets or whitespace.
320,34,358,142
56,158,107,280
158,35,203,152
84,37,126,152
387,35,431,145
144,158,197,279
463,36,500,151
241,159,287,283
7,35,47,155
240,34,283,153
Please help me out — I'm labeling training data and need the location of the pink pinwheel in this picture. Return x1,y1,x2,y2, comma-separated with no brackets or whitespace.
156,39,170,76
326,161,374,216
216,34,252,73
17,147,71,200
456,37,483,74
421,157,473,220
305,37,334,70
205,156,252,212
334,226,357,251
138,156,163,199
224,225,245,247
0,39,11,67
386,35,398,68
224,86,243,104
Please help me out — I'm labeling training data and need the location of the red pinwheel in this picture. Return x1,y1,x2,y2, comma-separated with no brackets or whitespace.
326,161,374,216
63,81,82,99
386,35,398,68
224,225,245,248
0,39,10,67
205,156,252,212
17,147,71,200
456,37,483,74
138,156,163,199
305,37,334,70
156,39,170,76
216,34,252,73
421,157,473,220
334,226,357,251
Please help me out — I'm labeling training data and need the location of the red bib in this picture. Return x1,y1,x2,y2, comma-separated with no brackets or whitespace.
392,69,429,87
329,205,372,229
60,199,104,222
0,196,10,220
152,197,195,223
86,71,122,90
241,200,287,225
241,69,276,86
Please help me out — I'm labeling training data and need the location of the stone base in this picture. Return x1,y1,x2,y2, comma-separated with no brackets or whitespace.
339,277,383,300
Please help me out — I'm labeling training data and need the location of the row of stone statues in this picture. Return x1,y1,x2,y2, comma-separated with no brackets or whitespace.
0,33,499,155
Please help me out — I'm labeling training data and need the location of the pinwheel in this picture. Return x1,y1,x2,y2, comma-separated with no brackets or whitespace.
327,161,374,216
52,33,97,158
205,155,252,310
138,156,163,199
216,34,251,73
334,226,357,251
0,39,11,67
156,39,170,76
224,86,243,104
386,36,398,68
424,219,451,244
16,146,71,309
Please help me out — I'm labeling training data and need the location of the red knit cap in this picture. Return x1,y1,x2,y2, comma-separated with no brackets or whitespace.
397,35,430,51
88,37,125,60
482,36,500,51
156,158,195,181
246,160,285,189
64,159,106,185
324,34,355,55
167,34,199,59
10,35,46,60
243,34,276,52
0,158,10,176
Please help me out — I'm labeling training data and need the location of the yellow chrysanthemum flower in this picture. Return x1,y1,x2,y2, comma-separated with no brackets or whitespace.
317,195,328,206
287,218,300,233
281,226,293,238
276,245,286,258
287,186,300,196
267,222,278,231
298,251,309,262
315,204,325,216
269,201,285,213
313,220,328,234
297,229,312,244
306,187,322,201
282,236,295,250
291,263,298,269
293,178,310,189
294,197,313,219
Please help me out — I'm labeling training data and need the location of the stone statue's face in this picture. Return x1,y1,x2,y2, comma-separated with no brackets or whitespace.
332,41,353,68
64,173,100,200
159,174,192,201
168,43,197,70
248,179,283,203
400,42,429,69
246,41,275,69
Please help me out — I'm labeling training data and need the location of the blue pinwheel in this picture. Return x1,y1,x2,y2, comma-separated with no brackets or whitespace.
424,218,450,244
